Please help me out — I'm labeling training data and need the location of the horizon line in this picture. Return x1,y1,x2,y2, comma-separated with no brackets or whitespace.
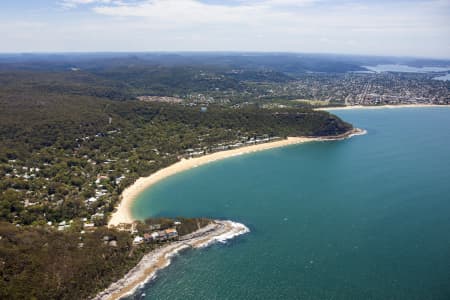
0,50,449,61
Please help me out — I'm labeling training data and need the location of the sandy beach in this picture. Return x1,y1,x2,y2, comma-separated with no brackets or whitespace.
93,220,250,300
98,128,365,300
316,104,450,111
108,128,365,227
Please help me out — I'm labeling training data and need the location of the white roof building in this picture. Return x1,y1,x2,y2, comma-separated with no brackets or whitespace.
133,236,144,244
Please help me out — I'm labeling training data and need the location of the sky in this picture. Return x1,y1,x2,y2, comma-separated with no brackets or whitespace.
0,0,449,58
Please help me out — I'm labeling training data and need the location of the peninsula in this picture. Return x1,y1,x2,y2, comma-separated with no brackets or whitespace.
94,220,249,300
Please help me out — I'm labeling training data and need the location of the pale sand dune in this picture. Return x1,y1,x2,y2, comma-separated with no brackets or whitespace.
108,129,365,227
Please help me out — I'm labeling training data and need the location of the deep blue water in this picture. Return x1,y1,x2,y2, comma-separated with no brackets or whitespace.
130,108,450,300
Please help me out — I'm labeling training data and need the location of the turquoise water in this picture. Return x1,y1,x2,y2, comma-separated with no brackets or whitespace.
130,108,450,300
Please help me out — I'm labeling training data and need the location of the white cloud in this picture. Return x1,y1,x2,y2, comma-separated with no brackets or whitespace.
1,0,448,58
93,0,270,25
60,0,114,9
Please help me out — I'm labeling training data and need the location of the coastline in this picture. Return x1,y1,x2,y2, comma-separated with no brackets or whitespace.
99,128,364,300
315,104,450,111
93,220,250,300
108,128,365,227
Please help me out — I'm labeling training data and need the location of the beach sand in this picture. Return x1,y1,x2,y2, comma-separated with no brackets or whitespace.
98,128,365,300
316,104,450,111
108,128,365,227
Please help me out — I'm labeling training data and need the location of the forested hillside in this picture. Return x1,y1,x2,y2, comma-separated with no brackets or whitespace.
0,76,351,225
0,58,352,299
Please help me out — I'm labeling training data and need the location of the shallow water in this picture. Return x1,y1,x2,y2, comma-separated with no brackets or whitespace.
130,107,450,300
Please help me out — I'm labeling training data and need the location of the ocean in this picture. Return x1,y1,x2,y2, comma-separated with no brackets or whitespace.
130,107,450,300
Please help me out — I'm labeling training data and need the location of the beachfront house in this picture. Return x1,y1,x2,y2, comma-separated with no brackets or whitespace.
151,232,159,240
149,228,179,242
157,230,167,241
165,228,178,238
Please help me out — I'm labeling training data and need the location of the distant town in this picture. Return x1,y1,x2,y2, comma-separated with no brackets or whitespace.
1,52,449,299
137,72,449,107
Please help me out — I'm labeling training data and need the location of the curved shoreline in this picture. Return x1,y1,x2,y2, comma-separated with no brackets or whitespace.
108,128,366,227
316,104,450,111
93,220,250,300
100,128,365,300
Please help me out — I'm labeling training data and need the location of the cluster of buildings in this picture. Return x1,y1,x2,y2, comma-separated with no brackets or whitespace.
133,222,180,245
86,173,123,205
137,96,184,104
55,218,96,232
2,153,126,229
257,73,449,105
4,163,41,181
181,135,281,159
170,72,449,106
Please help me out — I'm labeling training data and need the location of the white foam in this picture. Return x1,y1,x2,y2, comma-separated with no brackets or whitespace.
94,220,249,300
195,221,250,248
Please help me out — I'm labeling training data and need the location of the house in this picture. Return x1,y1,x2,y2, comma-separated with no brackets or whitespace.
143,233,152,242
157,230,168,241
151,232,159,240
115,175,125,185
58,220,70,231
102,235,118,247
92,212,104,219
95,175,109,184
84,223,95,230
165,228,178,239
133,236,144,245
86,197,97,203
